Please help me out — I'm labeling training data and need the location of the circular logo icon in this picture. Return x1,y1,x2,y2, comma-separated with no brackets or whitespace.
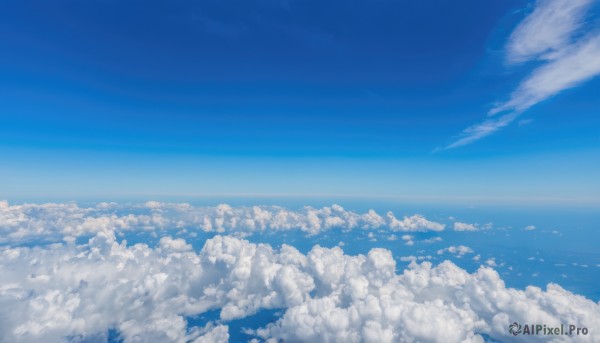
509,322,522,336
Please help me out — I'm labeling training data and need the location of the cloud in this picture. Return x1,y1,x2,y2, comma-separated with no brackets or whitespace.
490,33,600,116
399,255,432,263
442,0,600,149
525,225,537,230
0,232,313,342
1,233,599,342
453,222,479,232
0,201,447,245
437,245,474,257
190,323,229,343
506,0,593,63
441,112,520,150
256,250,600,343
386,212,446,232
422,237,442,243
401,234,414,246
485,258,498,267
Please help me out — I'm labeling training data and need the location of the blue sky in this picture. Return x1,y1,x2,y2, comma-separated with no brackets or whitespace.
0,0,599,204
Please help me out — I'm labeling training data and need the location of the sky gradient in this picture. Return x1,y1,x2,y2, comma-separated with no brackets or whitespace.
2,2,600,342
0,0,599,204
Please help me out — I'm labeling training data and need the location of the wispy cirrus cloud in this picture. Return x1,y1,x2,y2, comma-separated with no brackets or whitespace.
441,112,520,150
506,0,593,63
491,33,600,116
441,0,600,150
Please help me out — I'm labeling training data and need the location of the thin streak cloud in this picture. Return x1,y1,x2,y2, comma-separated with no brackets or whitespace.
491,33,600,116
506,0,593,63
442,0,600,150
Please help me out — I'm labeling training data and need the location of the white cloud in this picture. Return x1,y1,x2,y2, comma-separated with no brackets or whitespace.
189,323,229,343
442,0,600,149
525,225,537,230
441,112,519,150
256,251,600,343
422,237,442,244
485,258,497,267
491,33,600,115
506,0,593,63
400,255,432,263
0,233,313,342
453,222,479,232
0,201,447,244
437,245,474,257
386,213,445,232
401,235,414,246
1,232,599,342
368,232,377,242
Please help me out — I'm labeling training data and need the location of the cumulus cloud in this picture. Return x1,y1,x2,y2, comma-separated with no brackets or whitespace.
401,235,414,246
1,233,600,342
386,212,445,232
422,237,442,244
255,248,600,343
453,222,479,232
0,201,449,244
486,258,498,267
399,255,432,263
437,245,474,257
189,323,229,343
0,232,312,342
442,0,600,149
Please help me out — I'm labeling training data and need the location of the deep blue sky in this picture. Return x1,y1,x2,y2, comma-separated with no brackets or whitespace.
0,0,599,204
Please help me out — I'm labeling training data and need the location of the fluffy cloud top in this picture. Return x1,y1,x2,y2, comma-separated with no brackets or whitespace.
0,232,311,342
0,201,445,244
1,233,599,342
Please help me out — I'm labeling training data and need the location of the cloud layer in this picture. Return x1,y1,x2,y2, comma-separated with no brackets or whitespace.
0,201,446,244
1,231,599,342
